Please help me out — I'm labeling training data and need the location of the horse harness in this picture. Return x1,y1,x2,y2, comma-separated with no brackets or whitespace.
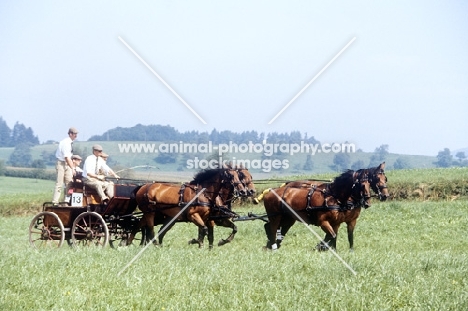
142,182,212,210
142,170,238,212
281,171,368,214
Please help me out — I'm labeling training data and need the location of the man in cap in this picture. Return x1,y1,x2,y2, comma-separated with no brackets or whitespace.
82,144,117,204
99,152,119,178
52,127,78,204
71,154,83,181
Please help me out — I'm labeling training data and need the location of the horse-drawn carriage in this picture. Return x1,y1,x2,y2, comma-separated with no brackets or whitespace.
28,163,389,252
28,179,145,248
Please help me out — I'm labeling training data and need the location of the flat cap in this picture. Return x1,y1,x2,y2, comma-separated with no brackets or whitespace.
101,152,109,158
92,144,103,151
68,127,78,134
71,154,82,160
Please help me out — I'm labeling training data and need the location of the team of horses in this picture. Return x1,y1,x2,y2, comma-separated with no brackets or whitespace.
125,162,389,251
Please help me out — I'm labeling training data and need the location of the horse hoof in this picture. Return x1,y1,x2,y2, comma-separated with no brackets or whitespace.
188,239,198,245
253,198,259,205
315,243,329,252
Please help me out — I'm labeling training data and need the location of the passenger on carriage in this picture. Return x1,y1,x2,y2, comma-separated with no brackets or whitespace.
82,144,119,205
71,154,83,182
99,152,119,178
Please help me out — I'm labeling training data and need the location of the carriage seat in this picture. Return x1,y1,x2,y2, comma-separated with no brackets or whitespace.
67,180,102,206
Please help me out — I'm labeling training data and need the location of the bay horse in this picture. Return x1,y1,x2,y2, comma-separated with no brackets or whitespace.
316,162,389,250
128,166,245,247
189,166,256,248
256,162,389,251
262,169,371,251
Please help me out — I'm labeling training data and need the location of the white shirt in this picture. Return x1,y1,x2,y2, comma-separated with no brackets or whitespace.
83,155,106,178
55,137,73,161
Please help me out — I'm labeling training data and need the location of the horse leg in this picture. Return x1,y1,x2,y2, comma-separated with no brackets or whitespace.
347,219,357,252
188,211,208,248
207,222,214,250
263,222,275,249
128,212,152,246
264,215,283,250
316,221,337,252
218,219,238,246
317,232,334,251
189,227,204,246
276,217,296,248
157,217,177,246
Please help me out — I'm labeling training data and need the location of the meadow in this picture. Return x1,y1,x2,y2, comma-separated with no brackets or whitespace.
0,170,468,310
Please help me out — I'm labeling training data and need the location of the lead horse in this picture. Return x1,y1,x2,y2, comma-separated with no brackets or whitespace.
127,166,245,247
262,169,371,251
316,162,389,250
260,162,388,251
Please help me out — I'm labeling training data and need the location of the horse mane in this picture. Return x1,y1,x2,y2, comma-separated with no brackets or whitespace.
192,168,222,184
332,170,355,188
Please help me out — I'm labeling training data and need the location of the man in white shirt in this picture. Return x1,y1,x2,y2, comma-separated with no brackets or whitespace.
52,127,78,204
82,144,118,204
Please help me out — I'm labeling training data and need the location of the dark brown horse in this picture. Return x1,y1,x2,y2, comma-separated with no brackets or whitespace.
316,162,389,251
262,169,371,251
189,166,256,248
128,166,245,247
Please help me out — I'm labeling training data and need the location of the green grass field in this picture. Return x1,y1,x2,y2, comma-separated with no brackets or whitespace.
1,171,468,310
1,201,468,310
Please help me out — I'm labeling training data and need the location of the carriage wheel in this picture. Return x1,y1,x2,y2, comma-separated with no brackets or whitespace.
71,212,109,248
29,212,65,249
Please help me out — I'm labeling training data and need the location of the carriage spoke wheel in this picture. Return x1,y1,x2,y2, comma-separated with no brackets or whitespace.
71,212,109,248
29,212,65,249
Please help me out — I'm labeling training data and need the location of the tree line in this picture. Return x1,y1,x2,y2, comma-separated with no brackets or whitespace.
88,124,320,145
0,117,39,147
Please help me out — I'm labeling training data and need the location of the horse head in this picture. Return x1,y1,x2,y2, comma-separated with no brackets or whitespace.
236,165,256,197
192,166,245,201
329,170,361,205
221,164,246,197
369,162,389,201
353,169,372,208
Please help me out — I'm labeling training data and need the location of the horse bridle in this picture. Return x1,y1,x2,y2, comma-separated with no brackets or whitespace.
237,169,255,196
352,171,371,207
369,169,388,199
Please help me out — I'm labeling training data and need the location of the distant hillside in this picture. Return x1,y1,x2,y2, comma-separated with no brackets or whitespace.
0,140,438,177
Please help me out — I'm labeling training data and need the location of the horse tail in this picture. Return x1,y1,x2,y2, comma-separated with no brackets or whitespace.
131,185,143,199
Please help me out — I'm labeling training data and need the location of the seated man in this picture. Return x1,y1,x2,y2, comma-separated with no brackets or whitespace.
66,154,85,203
71,154,84,182
82,145,117,204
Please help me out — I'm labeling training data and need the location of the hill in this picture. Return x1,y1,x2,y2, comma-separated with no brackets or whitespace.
1,140,437,178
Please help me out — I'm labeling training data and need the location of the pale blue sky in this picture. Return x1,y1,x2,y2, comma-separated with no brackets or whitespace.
1,0,467,156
